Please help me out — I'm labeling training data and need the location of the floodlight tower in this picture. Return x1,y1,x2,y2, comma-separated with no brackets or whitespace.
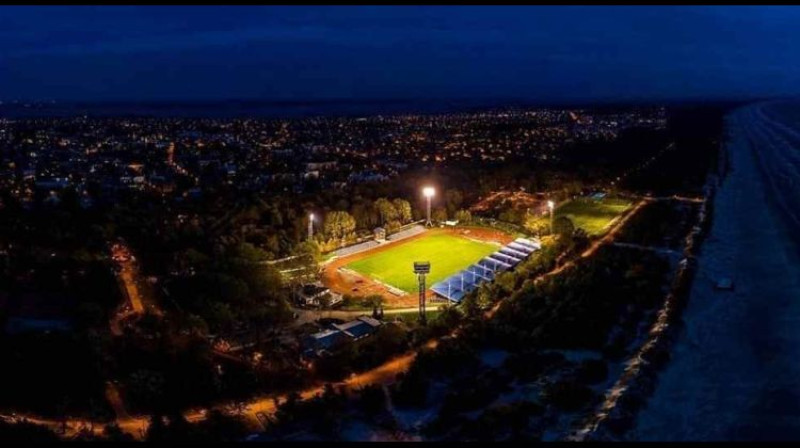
423,187,435,227
413,261,431,325
547,200,555,235
308,213,315,241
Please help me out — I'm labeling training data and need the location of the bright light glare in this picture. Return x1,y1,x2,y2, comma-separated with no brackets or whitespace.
423,187,435,198
547,200,555,209
309,213,315,221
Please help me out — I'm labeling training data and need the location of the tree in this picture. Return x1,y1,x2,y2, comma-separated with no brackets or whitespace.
430,305,462,334
374,198,399,225
476,283,493,309
366,294,384,309
103,423,135,442
324,211,356,243
318,294,333,319
552,216,576,237
206,301,237,334
563,180,583,196
183,314,209,337
229,242,269,263
495,271,516,295
461,292,482,319
444,189,464,216
351,200,379,229
576,359,608,385
385,219,401,233
293,240,321,265
432,207,448,223
182,248,211,271
197,410,249,442
392,199,413,223
365,294,384,318
223,243,283,294
524,215,549,236
145,415,168,442
499,208,524,225
129,370,167,412
356,385,386,415
542,379,595,412
571,228,590,253
275,390,302,426
454,209,472,224
0,420,60,442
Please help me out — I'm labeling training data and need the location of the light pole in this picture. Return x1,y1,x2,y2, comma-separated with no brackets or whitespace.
547,200,555,235
423,187,435,226
414,262,431,325
308,213,314,241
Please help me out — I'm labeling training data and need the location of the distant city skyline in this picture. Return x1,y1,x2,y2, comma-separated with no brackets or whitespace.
3,6,800,103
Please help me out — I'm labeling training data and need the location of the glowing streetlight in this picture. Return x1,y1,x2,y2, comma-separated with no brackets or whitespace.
547,200,555,234
308,213,315,241
423,187,435,226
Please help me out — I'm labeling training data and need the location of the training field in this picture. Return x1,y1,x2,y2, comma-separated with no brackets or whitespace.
345,232,499,293
534,197,633,236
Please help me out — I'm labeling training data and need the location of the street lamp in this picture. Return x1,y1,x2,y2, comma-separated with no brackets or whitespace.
547,200,555,234
308,213,315,241
423,187,435,226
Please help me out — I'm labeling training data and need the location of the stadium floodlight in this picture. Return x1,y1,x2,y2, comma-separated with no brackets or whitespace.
414,261,431,325
423,186,435,226
547,200,555,235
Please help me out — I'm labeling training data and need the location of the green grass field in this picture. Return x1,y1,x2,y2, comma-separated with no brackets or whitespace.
533,197,632,236
346,232,498,293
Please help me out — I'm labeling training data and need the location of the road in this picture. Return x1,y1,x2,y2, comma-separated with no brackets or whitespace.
105,242,161,432
632,103,800,441
109,242,148,337
111,242,145,312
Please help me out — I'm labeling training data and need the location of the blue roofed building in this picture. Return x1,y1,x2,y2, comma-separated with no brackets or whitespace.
333,316,382,340
303,316,383,358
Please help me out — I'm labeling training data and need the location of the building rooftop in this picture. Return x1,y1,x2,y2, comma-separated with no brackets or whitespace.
334,317,382,339
357,316,382,327
307,328,346,351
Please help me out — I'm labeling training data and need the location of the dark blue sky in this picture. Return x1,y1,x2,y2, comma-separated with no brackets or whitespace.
2,6,800,103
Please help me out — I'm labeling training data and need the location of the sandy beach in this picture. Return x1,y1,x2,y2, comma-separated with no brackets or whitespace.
631,103,800,441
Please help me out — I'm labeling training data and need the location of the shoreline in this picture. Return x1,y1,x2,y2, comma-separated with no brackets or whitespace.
630,103,800,441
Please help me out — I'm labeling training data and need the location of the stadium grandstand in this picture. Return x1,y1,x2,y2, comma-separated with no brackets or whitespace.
386,223,426,241
430,237,541,303
330,224,426,259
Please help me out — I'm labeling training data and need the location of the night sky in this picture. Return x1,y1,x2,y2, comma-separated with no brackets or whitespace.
3,5,800,103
